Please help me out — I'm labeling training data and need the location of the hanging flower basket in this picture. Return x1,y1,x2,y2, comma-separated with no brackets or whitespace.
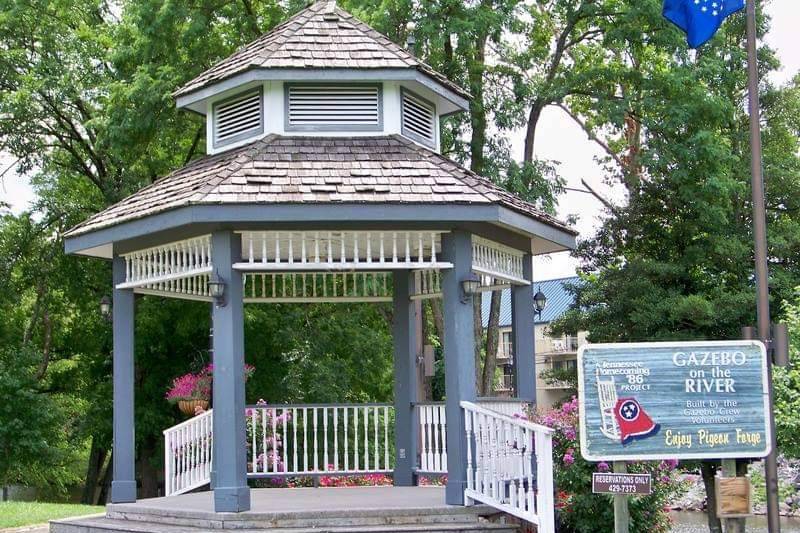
166,364,256,416
165,368,212,416
178,399,209,416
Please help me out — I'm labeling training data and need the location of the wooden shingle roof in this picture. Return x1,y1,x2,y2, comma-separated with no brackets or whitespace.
65,135,574,238
174,0,470,101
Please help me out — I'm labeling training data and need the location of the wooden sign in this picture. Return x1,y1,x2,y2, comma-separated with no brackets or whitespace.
592,472,652,495
716,476,752,517
578,340,771,461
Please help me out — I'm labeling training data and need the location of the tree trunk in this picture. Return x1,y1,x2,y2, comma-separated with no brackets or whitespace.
482,288,502,394
81,438,107,504
429,298,444,346
98,451,113,504
473,294,484,395
137,439,159,498
523,101,545,163
700,461,723,533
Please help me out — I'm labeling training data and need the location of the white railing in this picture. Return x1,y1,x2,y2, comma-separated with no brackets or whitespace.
163,408,213,496
236,231,452,271
471,237,527,286
246,403,393,476
415,400,529,474
118,235,213,289
416,403,447,473
243,272,393,303
461,401,555,532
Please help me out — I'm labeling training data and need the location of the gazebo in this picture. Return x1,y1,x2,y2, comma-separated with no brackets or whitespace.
62,2,575,531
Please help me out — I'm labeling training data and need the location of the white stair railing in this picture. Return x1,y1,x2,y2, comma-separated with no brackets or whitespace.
415,400,529,475
163,408,213,496
461,401,555,533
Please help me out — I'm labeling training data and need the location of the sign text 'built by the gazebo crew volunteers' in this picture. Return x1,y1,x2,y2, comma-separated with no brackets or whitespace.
578,340,771,461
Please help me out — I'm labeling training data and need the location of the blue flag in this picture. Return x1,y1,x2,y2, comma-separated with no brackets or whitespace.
663,0,745,48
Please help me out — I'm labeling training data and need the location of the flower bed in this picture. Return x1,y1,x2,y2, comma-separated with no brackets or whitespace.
531,397,687,533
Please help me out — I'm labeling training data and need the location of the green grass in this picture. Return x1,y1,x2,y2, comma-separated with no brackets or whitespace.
0,501,103,529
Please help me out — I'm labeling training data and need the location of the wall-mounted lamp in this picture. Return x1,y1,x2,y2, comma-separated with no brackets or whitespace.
99,295,112,321
207,272,227,307
533,286,547,319
460,272,481,303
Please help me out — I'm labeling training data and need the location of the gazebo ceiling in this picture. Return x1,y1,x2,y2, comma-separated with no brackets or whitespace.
64,135,576,258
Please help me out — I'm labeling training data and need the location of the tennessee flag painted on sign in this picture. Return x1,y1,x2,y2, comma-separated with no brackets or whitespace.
613,398,661,445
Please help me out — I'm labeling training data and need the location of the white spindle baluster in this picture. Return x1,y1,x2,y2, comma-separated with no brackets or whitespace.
313,407,319,471
344,407,350,471
282,408,288,474
465,410,474,492
293,408,298,473
353,407,359,471
363,406,369,471
323,406,329,472
272,408,278,472
383,406,389,470
333,407,339,471
373,406,378,470
303,407,308,473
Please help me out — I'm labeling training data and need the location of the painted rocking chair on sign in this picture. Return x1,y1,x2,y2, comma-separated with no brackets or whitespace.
596,372,621,440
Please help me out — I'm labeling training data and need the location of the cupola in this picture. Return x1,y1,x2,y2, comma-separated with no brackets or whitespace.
172,1,470,155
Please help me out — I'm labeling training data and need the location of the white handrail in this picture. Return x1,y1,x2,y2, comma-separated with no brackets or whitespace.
163,408,213,496
461,401,553,434
461,400,555,532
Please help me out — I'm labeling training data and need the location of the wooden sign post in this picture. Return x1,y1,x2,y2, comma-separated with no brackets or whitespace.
613,462,629,533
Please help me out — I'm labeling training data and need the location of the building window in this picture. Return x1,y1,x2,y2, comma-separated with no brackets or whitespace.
212,87,264,148
501,331,513,358
400,88,436,147
552,358,577,372
285,83,382,131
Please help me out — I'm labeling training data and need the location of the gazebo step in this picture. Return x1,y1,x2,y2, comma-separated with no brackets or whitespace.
51,516,519,533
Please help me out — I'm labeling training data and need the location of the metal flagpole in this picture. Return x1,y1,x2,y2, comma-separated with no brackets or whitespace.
744,0,780,530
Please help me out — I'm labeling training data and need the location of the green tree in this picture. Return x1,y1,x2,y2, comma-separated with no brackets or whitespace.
550,2,800,531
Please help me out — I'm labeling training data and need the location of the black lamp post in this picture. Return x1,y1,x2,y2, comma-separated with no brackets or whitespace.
533,286,547,319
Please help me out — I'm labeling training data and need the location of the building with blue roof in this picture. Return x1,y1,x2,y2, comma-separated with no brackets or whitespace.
481,276,585,406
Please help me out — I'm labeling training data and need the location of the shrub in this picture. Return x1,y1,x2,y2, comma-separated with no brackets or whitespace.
532,397,687,533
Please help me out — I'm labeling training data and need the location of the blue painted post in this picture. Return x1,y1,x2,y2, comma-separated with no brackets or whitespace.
392,271,419,486
111,256,137,503
440,230,476,505
211,231,250,512
512,254,536,403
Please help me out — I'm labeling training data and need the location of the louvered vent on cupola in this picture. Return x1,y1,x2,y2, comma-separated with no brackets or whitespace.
212,87,264,148
286,84,382,131
401,88,436,148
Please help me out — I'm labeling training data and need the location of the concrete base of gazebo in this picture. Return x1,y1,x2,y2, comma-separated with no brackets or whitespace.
50,486,519,533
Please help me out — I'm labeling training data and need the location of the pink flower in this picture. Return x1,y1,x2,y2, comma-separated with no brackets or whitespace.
597,461,610,472
563,453,574,465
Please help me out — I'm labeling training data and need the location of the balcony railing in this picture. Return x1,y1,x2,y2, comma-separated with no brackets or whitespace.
537,335,581,355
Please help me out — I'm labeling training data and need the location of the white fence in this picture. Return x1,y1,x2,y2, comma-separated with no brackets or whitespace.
246,404,393,476
163,408,213,497
461,401,555,532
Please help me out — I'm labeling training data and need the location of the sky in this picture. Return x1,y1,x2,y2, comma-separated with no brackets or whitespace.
1,0,797,283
